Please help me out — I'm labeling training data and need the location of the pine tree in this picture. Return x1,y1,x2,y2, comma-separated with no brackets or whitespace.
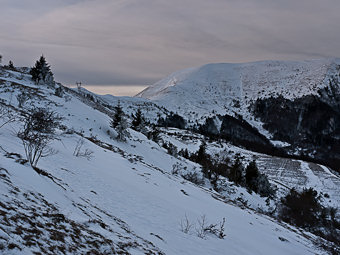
158,112,186,129
280,188,320,227
256,173,274,197
196,141,207,164
194,141,213,179
179,148,190,159
110,101,129,141
245,160,260,192
148,127,161,143
55,86,64,97
245,160,274,197
132,108,145,131
115,117,129,141
30,55,54,85
8,60,14,69
228,155,244,185
110,101,123,128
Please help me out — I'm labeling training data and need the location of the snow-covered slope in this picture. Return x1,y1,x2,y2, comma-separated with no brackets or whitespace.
0,66,338,254
137,58,340,119
159,128,340,208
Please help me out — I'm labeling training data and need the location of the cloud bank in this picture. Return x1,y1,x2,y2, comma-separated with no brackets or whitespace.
1,0,340,92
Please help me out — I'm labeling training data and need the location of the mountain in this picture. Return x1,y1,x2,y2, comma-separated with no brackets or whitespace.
0,62,339,254
137,58,340,116
137,58,340,172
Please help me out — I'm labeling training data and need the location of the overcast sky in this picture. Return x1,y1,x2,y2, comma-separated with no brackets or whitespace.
1,0,340,95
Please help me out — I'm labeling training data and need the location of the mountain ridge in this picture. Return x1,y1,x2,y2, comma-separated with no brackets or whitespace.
137,58,340,115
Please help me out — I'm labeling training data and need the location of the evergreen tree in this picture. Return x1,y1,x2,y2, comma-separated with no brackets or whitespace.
194,141,213,179
110,101,129,141
158,112,186,129
166,142,178,157
115,117,129,141
280,188,321,227
132,108,145,131
228,155,244,185
179,148,190,159
110,101,123,128
196,141,207,164
55,85,64,97
30,55,54,85
148,127,161,143
256,173,275,197
8,60,14,69
245,160,260,192
199,116,219,136
245,160,274,197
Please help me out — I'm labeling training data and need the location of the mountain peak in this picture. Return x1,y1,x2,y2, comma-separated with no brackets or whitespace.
137,58,340,116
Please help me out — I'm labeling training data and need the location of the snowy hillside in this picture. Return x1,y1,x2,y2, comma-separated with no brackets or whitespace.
137,58,340,174
137,58,340,119
0,64,339,254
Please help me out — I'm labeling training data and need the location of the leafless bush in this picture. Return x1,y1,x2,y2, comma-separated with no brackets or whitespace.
180,214,193,234
180,214,226,239
73,138,94,160
181,172,205,185
202,217,226,239
196,215,208,239
0,105,15,129
17,108,60,167
172,162,181,175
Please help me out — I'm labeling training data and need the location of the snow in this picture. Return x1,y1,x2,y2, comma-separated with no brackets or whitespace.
137,58,340,138
0,128,325,255
0,66,337,254
271,140,291,147
159,128,340,209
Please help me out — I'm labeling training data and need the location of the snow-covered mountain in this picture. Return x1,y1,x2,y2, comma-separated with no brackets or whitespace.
137,58,340,118
137,58,340,173
0,63,339,254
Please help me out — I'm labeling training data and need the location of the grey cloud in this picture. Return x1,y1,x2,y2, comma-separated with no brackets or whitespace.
56,69,156,86
1,0,340,88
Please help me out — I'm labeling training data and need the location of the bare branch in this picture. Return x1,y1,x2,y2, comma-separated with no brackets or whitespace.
0,105,15,129
73,138,94,160
17,107,60,167
180,214,193,234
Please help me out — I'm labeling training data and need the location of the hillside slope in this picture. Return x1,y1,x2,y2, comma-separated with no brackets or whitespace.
137,58,340,117
137,58,340,172
0,66,336,254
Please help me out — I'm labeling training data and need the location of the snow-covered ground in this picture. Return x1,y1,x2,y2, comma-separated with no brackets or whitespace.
137,58,340,138
160,128,340,209
137,58,340,112
0,66,338,254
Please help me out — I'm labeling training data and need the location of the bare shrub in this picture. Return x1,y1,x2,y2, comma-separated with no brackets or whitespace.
180,214,193,234
181,172,205,185
172,162,181,175
196,215,208,239
196,215,226,239
204,217,226,239
180,214,226,239
73,138,94,160
0,105,15,129
17,108,60,167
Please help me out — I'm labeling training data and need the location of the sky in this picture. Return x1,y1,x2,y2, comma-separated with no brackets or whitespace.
1,0,340,96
